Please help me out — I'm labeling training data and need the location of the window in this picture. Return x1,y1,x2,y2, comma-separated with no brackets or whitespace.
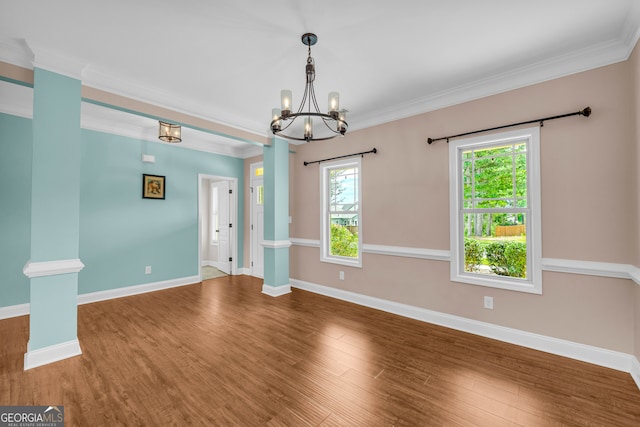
449,126,542,293
211,185,219,243
321,158,362,267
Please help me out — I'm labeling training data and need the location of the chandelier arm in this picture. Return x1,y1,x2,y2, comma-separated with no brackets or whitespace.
320,116,339,133
296,81,310,115
308,80,322,114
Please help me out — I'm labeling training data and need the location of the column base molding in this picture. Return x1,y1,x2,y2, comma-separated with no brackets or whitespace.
262,284,291,297
24,338,82,370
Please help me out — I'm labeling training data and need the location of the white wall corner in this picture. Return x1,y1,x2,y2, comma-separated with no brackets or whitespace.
23,259,85,278
261,284,291,297
24,338,82,370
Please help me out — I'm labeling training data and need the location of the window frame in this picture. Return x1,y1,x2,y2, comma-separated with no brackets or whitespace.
320,157,362,268
449,126,542,294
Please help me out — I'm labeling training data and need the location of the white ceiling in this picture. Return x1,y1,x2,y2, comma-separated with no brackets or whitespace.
1,0,639,153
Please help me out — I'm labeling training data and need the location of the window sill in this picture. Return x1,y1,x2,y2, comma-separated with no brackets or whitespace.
320,255,362,268
451,271,541,294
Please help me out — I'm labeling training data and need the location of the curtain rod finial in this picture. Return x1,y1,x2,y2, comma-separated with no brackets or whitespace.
581,107,591,117
427,138,434,145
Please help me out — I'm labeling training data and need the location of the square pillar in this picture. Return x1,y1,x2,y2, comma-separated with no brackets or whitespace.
23,66,84,369
261,137,291,296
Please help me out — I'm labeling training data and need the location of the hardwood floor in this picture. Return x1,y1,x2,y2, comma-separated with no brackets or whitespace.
1,275,639,426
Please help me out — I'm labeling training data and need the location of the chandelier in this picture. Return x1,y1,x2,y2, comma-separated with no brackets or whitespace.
270,33,348,142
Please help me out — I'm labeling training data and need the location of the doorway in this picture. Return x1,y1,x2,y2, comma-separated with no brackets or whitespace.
198,174,237,279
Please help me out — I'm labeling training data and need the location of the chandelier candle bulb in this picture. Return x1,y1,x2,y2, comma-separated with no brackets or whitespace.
304,117,313,140
328,92,340,116
338,110,347,134
271,108,282,132
280,90,292,117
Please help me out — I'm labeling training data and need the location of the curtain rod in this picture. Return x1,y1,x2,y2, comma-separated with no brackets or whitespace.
427,106,591,145
303,148,377,166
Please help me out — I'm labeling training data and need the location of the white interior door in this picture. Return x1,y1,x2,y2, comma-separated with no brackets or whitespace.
250,164,264,278
217,180,231,274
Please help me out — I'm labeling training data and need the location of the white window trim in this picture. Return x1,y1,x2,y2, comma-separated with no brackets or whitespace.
320,157,362,268
449,126,542,294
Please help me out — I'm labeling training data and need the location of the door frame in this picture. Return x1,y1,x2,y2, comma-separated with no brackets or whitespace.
197,174,238,279
249,161,264,278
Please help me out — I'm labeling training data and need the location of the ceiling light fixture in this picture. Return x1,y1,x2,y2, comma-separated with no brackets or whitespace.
270,33,348,142
159,121,181,143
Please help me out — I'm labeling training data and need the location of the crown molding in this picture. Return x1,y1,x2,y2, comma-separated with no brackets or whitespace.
81,66,267,140
0,37,33,69
351,35,637,132
27,41,87,81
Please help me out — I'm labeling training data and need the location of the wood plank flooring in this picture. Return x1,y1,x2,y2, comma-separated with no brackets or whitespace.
1,275,639,426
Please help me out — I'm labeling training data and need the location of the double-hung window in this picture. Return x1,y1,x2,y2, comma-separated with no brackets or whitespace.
320,158,362,267
449,126,542,293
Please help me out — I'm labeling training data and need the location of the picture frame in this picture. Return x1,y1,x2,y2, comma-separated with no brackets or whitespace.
142,174,166,199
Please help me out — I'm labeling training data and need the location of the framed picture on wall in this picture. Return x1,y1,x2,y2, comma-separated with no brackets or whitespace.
142,174,166,199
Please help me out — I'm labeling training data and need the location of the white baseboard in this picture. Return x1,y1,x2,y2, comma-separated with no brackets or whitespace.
236,268,251,275
1,275,206,320
290,278,636,375
201,260,217,268
631,356,640,390
77,275,200,305
0,303,30,320
262,284,291,297
24,338,82,370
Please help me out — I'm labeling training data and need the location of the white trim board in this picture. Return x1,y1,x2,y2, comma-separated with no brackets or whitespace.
24,338,82,370
261,240,292,249
0,303,29,320
290,278,637,377
631,356,640,391
262,284,291,297
77,275,200,306
290,238,640,285
1,275,204,320
23,258,84,278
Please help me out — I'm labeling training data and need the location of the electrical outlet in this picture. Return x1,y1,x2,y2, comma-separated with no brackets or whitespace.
339,271,344,280
145,266,152,274
483,296,493,310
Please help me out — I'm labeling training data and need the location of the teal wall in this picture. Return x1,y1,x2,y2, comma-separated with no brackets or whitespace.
0,113,32,307
0,112,245,307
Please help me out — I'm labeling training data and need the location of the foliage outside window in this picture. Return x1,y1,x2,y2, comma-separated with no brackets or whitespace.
449,127,542,294
321,158,361,267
